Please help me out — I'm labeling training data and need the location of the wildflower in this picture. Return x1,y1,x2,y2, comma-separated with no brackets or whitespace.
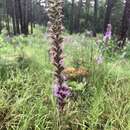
63,67,76,74
48,0,70,111
53,83,70,110
63,67,89,80
96,55,104,64
103,24,112,43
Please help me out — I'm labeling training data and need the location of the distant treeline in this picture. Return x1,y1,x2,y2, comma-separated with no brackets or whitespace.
0,0,48,35
0,0,130,45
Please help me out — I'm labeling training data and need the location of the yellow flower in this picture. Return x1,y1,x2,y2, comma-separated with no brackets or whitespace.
63,67,77,74
64,67,89,80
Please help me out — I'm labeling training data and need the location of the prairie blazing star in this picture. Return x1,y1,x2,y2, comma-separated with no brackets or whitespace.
48,0,70,111
53,83,70,110
103,24,112,43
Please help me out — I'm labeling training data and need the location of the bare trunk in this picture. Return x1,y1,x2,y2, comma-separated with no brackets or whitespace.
30,0,33,34
6,0,10,35
69,0,74,34
12,0,16,35
15,0,20,34
0,18,2,34
118,0,130,48
74,0,82,33
93,0,98,37
103,0,113,34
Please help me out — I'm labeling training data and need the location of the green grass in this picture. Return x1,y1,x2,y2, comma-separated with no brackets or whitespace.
0,27,130,130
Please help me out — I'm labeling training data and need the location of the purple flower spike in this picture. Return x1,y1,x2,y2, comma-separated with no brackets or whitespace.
103,24,112,43
48,0,70,111
53,83,70,110
105,31,111,39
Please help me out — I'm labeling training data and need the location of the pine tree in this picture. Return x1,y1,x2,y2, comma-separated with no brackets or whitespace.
118,0,130,48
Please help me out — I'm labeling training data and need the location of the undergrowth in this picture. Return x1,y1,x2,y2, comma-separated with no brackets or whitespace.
0,27,130,130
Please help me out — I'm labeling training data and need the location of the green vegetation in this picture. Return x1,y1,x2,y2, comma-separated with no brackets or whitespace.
0,27,130,130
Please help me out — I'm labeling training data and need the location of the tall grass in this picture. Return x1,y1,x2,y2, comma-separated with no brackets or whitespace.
0,28,130,130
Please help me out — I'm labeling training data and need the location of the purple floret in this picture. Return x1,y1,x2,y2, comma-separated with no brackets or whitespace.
105,31,111,39
53,83,71,110
103,24,112,42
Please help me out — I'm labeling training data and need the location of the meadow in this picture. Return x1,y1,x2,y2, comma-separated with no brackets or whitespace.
0,26,130,130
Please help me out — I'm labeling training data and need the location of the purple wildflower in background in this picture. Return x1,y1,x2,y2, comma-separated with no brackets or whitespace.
105,31,111,39
96,55,104,64
103,24,112,43
48,0,70,111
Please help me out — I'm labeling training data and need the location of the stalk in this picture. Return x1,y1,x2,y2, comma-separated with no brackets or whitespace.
48,0,70,111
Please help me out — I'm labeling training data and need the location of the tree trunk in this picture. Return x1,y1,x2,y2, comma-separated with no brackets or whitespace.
30,0,33,34
5,0,10,35
17,0,24,33
12,0,16,35
24,0,29,35
75,0,82,33
14,0,20,34
6,15,10,35
103,0,113,34
85,0,90,27
69,0,74,34
0,18,2,34
118,0,130,48
93,0,98,37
